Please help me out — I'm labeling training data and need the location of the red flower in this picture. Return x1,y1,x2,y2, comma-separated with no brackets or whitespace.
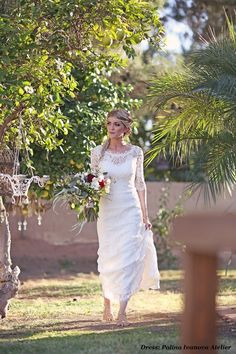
87,173,96,183
99,180,105,188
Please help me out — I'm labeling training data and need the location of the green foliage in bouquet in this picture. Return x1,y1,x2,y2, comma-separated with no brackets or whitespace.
53,171,111,231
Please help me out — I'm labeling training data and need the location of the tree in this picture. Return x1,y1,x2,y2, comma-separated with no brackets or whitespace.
0,0,163,317
0,0,163,172
160,0,236,50
30,66,141,182
146,15,236,203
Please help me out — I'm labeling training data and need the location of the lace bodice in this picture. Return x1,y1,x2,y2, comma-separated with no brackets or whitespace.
90,144,146,192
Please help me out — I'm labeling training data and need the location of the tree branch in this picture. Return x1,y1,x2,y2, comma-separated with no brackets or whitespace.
0,103,24,144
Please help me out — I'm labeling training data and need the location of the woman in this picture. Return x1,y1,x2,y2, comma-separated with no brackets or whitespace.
90,109,160,327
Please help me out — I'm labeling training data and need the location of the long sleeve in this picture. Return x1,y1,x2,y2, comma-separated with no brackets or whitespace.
90,147,100,174
135,148,146,191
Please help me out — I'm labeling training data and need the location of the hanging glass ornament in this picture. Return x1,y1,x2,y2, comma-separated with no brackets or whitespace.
23,219,27,231
18,221,22,231
37,213,42,226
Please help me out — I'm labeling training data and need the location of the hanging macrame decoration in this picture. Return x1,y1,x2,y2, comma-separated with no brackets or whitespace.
0,147,14,196
0,174,48,204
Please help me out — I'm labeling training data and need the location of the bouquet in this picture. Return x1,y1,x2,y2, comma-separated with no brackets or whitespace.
54,170,111,232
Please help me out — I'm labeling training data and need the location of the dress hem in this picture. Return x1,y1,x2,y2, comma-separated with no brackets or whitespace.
101,276,160,303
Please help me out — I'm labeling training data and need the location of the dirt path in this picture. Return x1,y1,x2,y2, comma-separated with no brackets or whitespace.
1,310,235,338
10,236,236,340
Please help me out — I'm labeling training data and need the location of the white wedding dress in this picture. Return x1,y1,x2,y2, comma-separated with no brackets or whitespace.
91,144,160,302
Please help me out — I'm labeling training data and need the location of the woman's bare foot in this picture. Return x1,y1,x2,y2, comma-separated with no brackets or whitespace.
102,297,114,322
102,306,114,322
116,312,130,327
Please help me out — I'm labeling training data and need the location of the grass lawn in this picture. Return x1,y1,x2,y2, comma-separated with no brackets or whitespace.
0,270,235,354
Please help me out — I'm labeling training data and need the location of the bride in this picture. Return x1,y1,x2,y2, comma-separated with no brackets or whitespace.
90,109,160,327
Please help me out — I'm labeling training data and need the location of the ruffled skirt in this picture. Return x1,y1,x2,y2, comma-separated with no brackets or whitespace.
97,190,160,302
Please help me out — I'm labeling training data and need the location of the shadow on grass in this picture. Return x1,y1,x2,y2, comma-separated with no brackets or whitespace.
218,276,236,293
158,279,183,293
0,314,235,354
18,278,183,300
0,312,181,340
0,328,181,354
19,283,102,299
159,273,236,294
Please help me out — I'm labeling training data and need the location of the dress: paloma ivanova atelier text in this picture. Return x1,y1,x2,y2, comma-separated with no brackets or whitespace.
91,144,160,302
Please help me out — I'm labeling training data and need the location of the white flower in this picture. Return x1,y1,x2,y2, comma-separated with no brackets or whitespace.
105,178,111,185
28,107,35,114
91,178,100,190
98,174,104,182
24,86,34,94
104,184,110,193
55,58,64,70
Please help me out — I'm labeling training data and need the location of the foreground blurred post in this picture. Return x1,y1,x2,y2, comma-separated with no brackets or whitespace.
183,250,218,353
173,213,236,354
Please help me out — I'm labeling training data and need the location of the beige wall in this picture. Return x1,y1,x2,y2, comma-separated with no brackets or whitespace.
9,182,236,245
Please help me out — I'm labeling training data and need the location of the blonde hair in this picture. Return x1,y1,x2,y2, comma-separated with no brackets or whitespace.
99,109,133,162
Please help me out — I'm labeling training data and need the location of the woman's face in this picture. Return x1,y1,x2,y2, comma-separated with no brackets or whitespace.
106,116,128,139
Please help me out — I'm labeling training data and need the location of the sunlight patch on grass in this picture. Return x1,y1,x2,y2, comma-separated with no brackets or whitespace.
19,276,101,299
0,270,235,354
130,290,183,314
217,270,236,307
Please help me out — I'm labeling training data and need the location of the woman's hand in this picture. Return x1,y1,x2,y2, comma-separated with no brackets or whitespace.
143,216,152,230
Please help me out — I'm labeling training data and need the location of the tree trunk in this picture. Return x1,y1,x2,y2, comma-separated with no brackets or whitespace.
0,197,20,318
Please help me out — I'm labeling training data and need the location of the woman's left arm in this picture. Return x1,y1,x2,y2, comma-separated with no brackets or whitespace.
135,148,152,230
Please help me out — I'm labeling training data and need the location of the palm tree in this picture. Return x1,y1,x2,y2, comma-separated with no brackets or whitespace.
146,15,236,203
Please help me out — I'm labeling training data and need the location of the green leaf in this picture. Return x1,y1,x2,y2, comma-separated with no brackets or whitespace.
18,87,24,95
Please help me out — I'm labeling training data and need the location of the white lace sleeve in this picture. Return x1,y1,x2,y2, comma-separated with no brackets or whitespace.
90,146,100,174
135,147,146,191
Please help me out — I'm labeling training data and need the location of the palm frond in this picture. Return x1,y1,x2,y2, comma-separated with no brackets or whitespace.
145,92,225,166
147,14,236,203
224,9,236,43
187,133,236,204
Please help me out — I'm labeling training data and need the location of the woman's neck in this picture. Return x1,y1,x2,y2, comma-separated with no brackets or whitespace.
108,139,129,151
